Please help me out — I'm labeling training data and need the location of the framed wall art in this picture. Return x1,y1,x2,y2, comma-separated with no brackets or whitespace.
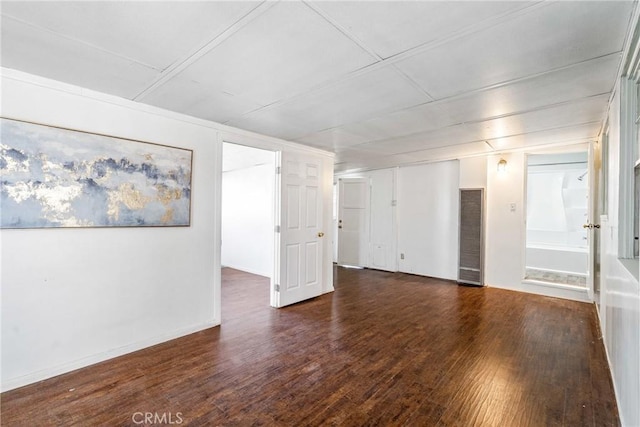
1,118,193,229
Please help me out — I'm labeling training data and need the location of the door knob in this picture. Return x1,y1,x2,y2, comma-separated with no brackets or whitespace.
583,223,601,229
317,232,324,237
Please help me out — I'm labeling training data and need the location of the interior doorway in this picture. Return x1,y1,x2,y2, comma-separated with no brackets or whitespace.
336,177,370,267
220,143,327,310
524,151,589,287
221,142,276,309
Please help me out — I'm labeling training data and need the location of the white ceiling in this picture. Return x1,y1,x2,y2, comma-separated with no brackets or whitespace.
1,1,636,173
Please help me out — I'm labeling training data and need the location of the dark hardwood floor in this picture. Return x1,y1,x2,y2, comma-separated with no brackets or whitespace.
1,267,618,426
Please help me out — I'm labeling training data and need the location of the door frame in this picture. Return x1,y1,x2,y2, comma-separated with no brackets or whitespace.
214,131,335,320
586,138,606,302
218,138,280,310
522,145,595,300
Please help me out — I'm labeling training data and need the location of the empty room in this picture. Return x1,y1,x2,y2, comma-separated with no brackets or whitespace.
1,1,639,426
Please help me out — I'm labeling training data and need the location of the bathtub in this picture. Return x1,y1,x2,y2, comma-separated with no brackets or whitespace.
526,244,588,276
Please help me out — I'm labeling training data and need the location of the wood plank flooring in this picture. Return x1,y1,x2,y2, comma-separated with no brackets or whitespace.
1,267,619,426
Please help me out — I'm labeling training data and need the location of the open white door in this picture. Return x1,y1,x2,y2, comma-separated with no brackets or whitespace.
337,178,369,267
586,140,600,301
274,151,324,308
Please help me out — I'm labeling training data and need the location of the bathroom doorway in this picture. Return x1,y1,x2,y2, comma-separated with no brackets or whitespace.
524,151,589,286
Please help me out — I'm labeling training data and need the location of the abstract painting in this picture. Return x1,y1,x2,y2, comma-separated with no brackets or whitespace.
1,118,192,228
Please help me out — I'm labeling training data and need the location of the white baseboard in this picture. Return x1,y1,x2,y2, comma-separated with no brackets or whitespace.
487,280,590,303
521,280,590,302
1,320,220,392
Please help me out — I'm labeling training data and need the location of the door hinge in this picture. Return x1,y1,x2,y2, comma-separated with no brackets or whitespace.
275,284,280,292
275,225,280,233
276,166,281,174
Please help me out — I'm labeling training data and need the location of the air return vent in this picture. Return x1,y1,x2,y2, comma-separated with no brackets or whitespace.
458,189,484,286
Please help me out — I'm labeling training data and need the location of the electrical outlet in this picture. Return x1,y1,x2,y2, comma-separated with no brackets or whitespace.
400,253,405,260
509,203,516,212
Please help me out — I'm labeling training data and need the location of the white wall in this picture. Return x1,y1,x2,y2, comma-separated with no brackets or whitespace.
485,152,526,289
222,162,274,277
1,72,218,391
599,85,640,427
459,156,487,189
1,69,335,391
397,161,459,280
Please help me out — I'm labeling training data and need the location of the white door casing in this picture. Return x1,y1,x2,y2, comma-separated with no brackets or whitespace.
337,178,370,267
274,151,324,307
586,140,598,301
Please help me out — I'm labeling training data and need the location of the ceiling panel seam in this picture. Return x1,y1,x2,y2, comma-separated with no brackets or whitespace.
418,52,620,111
234,1,551,118
350,120,603,157
381,1,548,62
374,139,494,156
296,114,603,155
242,49,620,134
296,90,610,149
389,66,435,101
397,140,592,166
337,138,593,172
302,1,382,61
290,53,620,143
133,1,275,102
422,52,624,101
335,139,593,174
302,0,435,101
1,14,160,71
461,93,611,125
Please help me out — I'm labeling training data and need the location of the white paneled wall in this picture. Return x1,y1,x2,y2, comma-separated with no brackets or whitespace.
397,161,460,280
368,169,397,272
222,162,275,278
336,169,397,272
337,160,464,278
599,86,640,427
